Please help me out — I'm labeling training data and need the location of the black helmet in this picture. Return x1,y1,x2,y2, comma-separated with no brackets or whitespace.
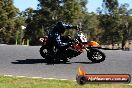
56,21,65,33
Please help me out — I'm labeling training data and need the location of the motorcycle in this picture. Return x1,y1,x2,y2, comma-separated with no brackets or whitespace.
39,31,106,63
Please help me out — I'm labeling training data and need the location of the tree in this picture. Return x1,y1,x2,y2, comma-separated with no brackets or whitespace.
0,0,21,44
128,16,132,39
98,0,123,46
22,0,87,45
118,3,132,49
60,0,87,37
22,8,40,45
37,0,87,26
82,12,100,41
37,0,61,27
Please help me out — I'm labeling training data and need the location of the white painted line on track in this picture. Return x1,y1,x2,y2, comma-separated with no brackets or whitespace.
3,75,76,81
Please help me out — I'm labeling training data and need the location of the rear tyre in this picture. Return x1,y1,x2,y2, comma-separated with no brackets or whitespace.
87,48,105,63
40,45,48,58
40,45,54,64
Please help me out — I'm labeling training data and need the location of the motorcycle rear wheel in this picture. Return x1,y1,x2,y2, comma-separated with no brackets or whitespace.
40,45,48,58
87,48,105,63
40,45,55,63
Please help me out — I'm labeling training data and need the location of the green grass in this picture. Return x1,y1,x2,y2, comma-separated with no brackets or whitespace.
0,76,131,88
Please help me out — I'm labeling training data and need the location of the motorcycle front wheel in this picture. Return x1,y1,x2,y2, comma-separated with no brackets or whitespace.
87,48,105,63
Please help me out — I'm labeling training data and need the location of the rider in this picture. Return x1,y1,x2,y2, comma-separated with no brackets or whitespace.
48,21,79,51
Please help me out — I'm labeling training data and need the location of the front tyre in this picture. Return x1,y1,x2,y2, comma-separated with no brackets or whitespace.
87,48,105,63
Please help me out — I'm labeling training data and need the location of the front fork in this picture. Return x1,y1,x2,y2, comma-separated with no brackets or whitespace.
81,44,90,52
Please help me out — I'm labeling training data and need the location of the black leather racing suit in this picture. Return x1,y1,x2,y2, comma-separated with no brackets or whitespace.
48,22,77,50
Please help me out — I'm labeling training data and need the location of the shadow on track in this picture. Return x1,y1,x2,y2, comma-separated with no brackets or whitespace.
11,59,71,65
11,59,96,64
71,61,96,64
11,59,45,64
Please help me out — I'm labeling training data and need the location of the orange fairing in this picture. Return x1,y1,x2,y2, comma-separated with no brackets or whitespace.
87,41,99,47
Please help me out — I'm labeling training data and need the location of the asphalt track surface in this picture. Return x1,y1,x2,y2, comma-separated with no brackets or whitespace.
0,45,132,82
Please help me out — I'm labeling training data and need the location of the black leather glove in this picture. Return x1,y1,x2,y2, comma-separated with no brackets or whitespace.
68,39,74,45
68,42,73,47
